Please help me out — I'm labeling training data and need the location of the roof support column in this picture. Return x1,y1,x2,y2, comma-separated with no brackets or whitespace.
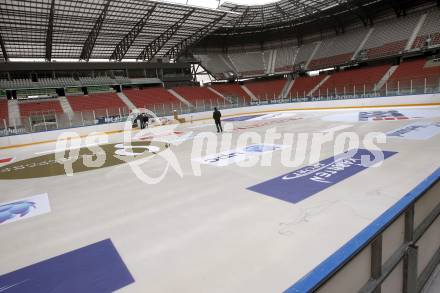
80,0,111,61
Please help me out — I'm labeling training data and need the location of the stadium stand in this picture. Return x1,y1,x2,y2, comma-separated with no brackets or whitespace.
361,14,420,59
274,46,299,73
210,84,252,102
289,75,327,97
18,100,63,117
195,54,235,79
245,79,287,99
124,88,181,107
0,77,122,89
78,76,117,86
0,99,8,121
173,86,224,103
294,42,318,69
66,92,126,116
314,64,391,95
412,10,440,49
308,29,369,70
386,58,440,92
228,51,266,76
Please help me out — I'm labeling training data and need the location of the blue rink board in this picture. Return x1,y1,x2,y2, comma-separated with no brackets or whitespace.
0,239,134,293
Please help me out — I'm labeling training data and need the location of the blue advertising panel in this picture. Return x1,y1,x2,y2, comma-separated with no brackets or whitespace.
0,239,134,293
248,149,397,204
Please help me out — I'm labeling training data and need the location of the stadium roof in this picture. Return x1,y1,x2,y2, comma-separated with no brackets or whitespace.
220,0,347,28
0,0,396,62
0,0,238,62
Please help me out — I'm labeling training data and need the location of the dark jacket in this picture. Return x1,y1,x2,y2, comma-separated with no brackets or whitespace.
213,110,221,121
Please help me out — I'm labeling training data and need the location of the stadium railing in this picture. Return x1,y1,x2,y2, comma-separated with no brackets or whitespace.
1,75,439,137
285,167,440,293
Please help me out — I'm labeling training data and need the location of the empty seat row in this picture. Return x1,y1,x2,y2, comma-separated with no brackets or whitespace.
362,14,420,59
194,54,235,80
0,99,8,121
275,46,299,73
19,100,63,117
387,58,440,91
245,79,287,100
0,76,132,90
124,88,180,108
315,64,391,95
67,93,126,117
412,10,440,49
210,84,252,102
173,86,223,104
309,29,369,70
290,75,327,97
229,52,266,77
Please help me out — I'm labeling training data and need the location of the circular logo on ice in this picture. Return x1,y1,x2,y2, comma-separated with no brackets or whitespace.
0,140,169,180
117,108,184,185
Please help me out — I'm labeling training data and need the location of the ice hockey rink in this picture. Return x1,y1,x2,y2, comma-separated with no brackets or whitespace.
1,101,440,293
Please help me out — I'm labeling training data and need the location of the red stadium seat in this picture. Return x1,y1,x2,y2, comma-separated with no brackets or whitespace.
0,100,8,121
67,93,125,110
124,88,181,108
387,58,440,92
173,86,223,104
308,53,354,71
210,84,251,102
19,100,63,117
289,75,327,98
316,65,391,95
245,79,287,100
366,40,407,60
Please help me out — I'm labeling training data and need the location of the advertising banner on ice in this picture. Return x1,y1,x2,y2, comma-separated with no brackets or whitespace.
387,122,440,140
323,109,440,122
193,144,287,167
248,149,397,204
0,194,51,225
0,239,134,293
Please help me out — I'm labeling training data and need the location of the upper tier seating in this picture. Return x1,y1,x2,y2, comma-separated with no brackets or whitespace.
195,54,235,79
362,14,420,59
309,29,368,70
229,52,265,76
315,64,391,95
245,79,287,100
387,58,440,92
0,76,133,90
0,99,8,121
173,86,223,103
275,46,299,73
412,10,440,49
19,100,63,117
295,42,318,69
210,84,251,102
289,75,327,97
124,88,180,107
67,92,126,116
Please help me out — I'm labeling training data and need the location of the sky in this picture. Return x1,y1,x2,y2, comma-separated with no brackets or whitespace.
160,0,280,9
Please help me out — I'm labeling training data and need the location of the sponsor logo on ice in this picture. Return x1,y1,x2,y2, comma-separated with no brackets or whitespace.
248,149,397,204
194,144,286,167
387,122,440,140
359,110,409,121
0,194,51,225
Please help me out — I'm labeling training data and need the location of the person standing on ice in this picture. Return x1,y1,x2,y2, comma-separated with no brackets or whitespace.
213,107,223,133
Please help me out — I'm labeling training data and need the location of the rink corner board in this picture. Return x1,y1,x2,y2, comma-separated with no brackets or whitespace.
284,167,440,293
